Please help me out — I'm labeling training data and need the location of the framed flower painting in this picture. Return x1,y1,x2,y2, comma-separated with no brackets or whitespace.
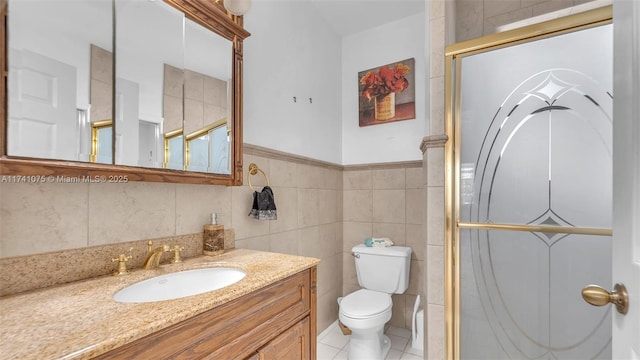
358,58,416,127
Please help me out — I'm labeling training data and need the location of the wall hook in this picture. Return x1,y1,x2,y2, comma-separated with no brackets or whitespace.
293,96,297,103
309,97,312,104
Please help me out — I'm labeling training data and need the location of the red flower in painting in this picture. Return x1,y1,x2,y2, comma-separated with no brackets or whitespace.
360,63,410,100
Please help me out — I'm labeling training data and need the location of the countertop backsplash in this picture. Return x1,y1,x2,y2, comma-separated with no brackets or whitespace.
0,229,235,297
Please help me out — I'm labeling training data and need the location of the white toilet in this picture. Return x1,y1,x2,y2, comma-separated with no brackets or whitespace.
339,244,412,360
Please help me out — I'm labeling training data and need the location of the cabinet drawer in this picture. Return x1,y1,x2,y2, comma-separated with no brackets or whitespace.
96,269,312,359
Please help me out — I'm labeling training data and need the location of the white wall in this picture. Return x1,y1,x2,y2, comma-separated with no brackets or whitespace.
243,1,343,164
341,13,427,165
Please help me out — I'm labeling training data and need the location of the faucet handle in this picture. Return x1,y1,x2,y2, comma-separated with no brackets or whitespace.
147,240,153,253
170,245,185,264
111,249,133,276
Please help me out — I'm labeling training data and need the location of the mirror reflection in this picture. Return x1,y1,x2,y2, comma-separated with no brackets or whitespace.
7,0,112,162
7,0,235,176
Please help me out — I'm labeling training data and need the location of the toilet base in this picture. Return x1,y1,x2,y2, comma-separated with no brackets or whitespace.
347,328,391,360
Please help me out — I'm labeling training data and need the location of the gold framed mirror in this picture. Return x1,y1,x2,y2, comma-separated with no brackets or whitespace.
0,0,249,185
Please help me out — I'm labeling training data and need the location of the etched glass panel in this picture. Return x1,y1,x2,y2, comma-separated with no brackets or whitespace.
458,23,613,359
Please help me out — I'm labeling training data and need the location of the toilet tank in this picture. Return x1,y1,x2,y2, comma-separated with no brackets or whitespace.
352,244,412,294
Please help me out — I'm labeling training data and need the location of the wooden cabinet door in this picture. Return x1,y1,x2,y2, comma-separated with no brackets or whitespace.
257,317,310,360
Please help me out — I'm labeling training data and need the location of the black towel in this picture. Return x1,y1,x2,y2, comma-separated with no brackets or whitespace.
248,186,277,220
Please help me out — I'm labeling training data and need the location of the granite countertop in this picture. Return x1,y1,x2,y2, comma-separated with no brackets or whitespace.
0,249,320,360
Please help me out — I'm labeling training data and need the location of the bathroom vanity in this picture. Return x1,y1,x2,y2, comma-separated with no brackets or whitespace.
0,249,319,359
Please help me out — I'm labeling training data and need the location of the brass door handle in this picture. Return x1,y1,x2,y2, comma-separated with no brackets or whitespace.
581,283,628,315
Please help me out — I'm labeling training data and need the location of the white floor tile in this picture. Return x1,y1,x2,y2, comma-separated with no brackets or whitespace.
317,343,342,360
388,334,410,351
319,329,350,350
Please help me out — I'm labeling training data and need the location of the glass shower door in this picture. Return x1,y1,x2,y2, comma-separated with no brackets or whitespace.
455,23,613,359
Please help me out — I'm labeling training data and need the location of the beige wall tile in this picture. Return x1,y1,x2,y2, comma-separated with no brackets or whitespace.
320,223,341,257
184,70,204,101
269,230,298,255
297,163,323,189
372,168,405,189
486,7,534,33
230,186,269,240
343,190,372,222
342,251,359,291
427,186,445,246
430,17,446,78
429,76,446,135
297,188,320,227
455,0,484,42
403,294,420,329
88,182,176,246
203,75,227,107
390,294,407,328
234,235,270,252
407,259,424,295
373,189,405,224
405,167,424,189
163,64,183,98
406,188,425,225
163,94,183,133
175,183,231,234
343,222,373,252
317,252,342,296
406,224,426,260
427,245,445,306
373,223,406,246
318,291,340,333
427,146,445,187
343,170,372,190
318,189,337,225
269,158,298,187
90,45,112,85
427,304,445,360
90,79,112,122
1,183,89,257
268,187,298,233
297,226,321,258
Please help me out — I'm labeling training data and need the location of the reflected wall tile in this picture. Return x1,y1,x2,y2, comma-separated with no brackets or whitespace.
406,188,426,225
343,221,372,252
373,223,406,246
269,158,298,187
90,79,112,122
405,167,424,189
532,0,575,16
269,230,298,255
268,187,298,233
406,224,426,260
343,190,372,222
0,183,89,257
343,169,372,190
372,189,405,224
483,0,522,18
230,185,269,240
175,183,231,234
373,168,405,189
184,70,204,101
455,0,484,41
184,98,204,135
88,182,176,246
485,7,533,34
298,188,320,227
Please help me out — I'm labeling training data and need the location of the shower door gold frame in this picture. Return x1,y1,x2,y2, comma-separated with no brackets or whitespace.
444,6,613,360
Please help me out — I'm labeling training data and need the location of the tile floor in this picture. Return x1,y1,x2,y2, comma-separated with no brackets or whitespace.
317,321,424,360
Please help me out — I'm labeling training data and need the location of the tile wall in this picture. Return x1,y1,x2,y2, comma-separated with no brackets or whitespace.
342,164,425,329
0,144,426,334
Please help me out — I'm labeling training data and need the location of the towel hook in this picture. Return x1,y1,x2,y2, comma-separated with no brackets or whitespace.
247,163,270,192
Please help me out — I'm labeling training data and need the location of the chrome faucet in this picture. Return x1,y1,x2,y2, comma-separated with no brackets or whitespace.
143,241,171,269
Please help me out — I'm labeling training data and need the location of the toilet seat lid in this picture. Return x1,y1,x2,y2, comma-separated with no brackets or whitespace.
340,289,392,319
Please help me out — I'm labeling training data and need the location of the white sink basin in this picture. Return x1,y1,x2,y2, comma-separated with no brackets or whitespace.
113,267,246,303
